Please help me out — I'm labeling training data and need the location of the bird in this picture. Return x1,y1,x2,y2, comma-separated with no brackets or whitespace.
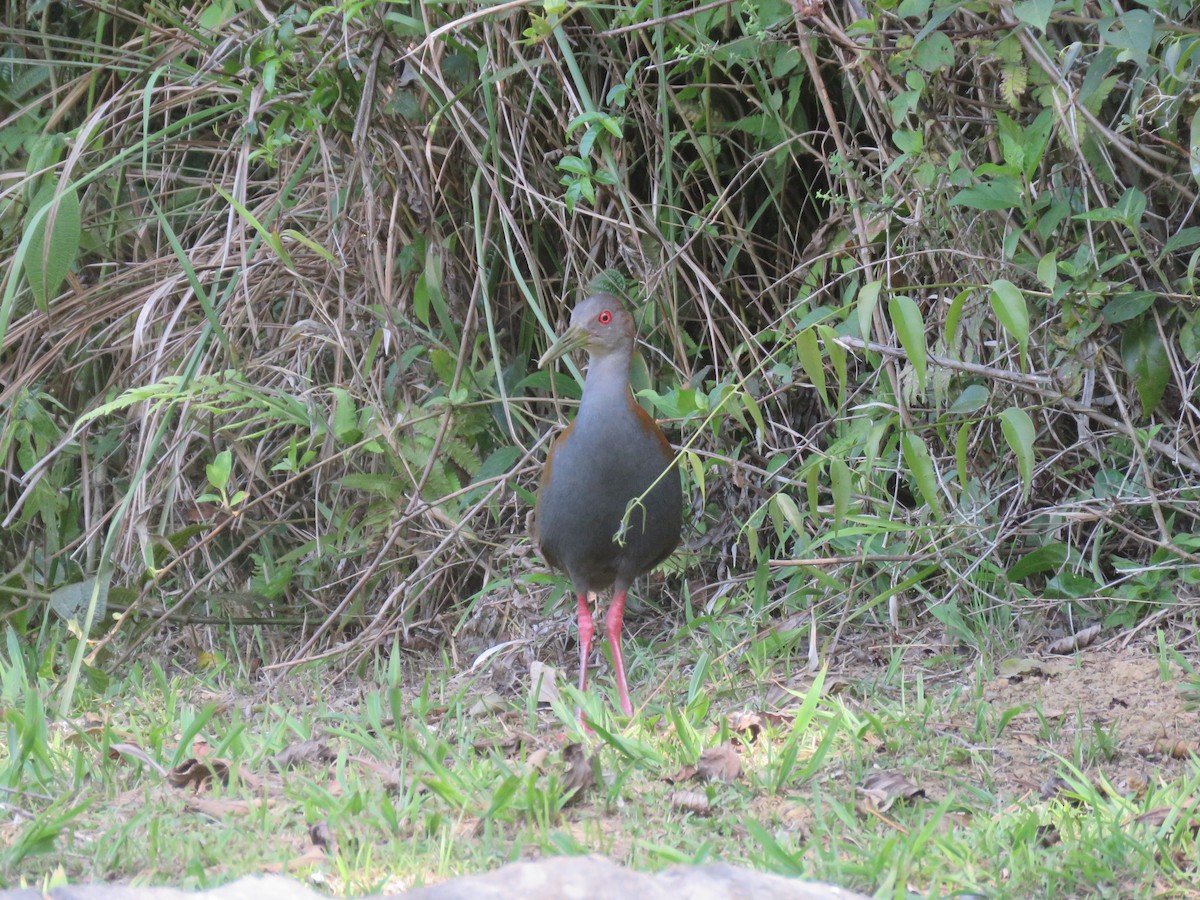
534,293,683,718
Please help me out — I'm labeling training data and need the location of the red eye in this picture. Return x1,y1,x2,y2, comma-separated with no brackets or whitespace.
598,310,613,325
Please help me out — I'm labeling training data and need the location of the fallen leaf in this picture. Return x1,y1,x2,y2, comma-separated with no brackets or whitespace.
998,656,1071,678
526,748,549,772
309,821,336,853
727,711,763,738
272,739,336,771
349,754,407,792
468,691,506,717
1151,738,1196,760
1039,774,1091,804
529,661,561,706
184,795,267,818
472,732,524,757
1046,623,1102,655
453,817,483,838
669,790,712,815
168,758,230,790
1131,803,1200,834
662,764,698,784
697,742,741,783
561,742,597,803
856,771,924,813
727,710,793,740
109,742,168,776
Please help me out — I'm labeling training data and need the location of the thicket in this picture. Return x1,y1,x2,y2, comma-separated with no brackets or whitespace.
3,0,1199,702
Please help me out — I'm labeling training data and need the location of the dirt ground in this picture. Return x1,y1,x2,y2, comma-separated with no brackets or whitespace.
967,643,1200,799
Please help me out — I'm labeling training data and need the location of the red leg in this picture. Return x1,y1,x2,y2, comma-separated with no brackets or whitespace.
576,593,595,728
576,592,594,694
606,590,634,716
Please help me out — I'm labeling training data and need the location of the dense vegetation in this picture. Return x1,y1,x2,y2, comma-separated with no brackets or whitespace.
3,0,1200,893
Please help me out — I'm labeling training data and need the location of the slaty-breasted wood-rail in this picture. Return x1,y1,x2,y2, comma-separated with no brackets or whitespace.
535,294,683,717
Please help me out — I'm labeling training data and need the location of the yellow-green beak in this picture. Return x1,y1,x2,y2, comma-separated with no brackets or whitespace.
537,325,589,368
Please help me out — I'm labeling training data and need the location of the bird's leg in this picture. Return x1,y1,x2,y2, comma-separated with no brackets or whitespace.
576,593,595,726
576,592,595,693
605,590,634,717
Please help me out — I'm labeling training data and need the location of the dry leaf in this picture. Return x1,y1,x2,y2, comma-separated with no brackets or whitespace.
856,771,924,813
272,739,335,771
453,817,483,838
697,743,741,783
1152,738,1196,759
468,691,506,717
1038,775,1075,801
109,742,168,776
1046,623,1102,655
184,795,266,818
662,764,698,784
168,757,230,790
529,661,561,706
349,754,406,792
669,790,712,816
526,748,549,772
998,656,1071,678
1131,803,1200,834
727,710,792,740
561,742,597,803
727,710,764,738
472,732,524,757
309,821,336,853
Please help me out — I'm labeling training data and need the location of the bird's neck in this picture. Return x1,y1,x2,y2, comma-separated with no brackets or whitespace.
577,350,633,429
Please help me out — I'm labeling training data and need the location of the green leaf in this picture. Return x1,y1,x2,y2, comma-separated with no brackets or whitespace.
888,295,927,394
557,156,590,176
1013,0,1053,33
49,577,109,634
829,457,851,527
198,0,237,31
770,492,804,536
989,279,1029,370
856,280,882,340
949,383,989,416
1020,109,1054,182
1190,108,1200,188
914,32,954,72
1101,291,1155,324
1036,252,1057,291
819,324,847,407
795,328,828,410
901,432,942,518
944,288,971,350
1114,187,1146,227
999,407,1036,503
1104,9,1154,66
206,449,232,491
1009,542,1067,582
23,182,81,309
331,387,359,443
1120,318,1170,414
684,450,706,501
951,178,1022,210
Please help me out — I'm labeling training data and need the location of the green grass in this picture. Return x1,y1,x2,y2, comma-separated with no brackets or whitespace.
4,620,1200,897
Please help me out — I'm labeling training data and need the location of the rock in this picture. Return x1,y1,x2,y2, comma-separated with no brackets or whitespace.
0,856,869,900
404,855,868,899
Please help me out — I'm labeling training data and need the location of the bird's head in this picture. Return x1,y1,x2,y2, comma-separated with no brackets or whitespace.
538,294,635,368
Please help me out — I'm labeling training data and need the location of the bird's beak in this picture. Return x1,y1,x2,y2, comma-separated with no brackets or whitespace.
538,325,589,368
